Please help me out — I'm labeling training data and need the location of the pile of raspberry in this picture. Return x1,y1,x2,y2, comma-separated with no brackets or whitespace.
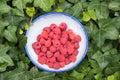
32,22,81,69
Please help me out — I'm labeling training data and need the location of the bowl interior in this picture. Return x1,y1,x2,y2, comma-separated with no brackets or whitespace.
25,12,88,72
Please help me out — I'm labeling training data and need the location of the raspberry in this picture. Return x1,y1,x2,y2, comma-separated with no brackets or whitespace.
50,46,56,53
38,52,45,57
38,56,46,64
49,32,54,39
61,32,68,39
53,62,60,69
41,46,47,52
53,27,61,34
69,33,75,40
50,24,57,30
74,35,81,42
48,63,53,68
57,55,65,62
32,42,41,49
59,22,67,31
45,39,51,47
41,31,48,39
34,49,40,55
53,34,60,39
49,57,56,63
60,38,67,44
67,47,74,54
73,50,79,56
37,34,41,41
46,51,53,58
65,58,71,65
59,62,65,67
59,46,67,55
43,27,50,33
54,51,60,57
39,38,45,45
52,39,61,47
69,55,76,62
74,43,79,49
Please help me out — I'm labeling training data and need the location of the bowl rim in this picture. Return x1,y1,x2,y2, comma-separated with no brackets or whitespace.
25,12,89,73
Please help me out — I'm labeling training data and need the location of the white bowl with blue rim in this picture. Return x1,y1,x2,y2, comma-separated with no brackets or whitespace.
25,12,88,72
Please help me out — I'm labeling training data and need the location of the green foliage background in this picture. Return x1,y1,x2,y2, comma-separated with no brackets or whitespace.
0,0,120,80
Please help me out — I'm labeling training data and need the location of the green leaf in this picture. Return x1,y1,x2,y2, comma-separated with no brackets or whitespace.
107,75,115,80
94,73,103,80
54,7,63,12
0,44,10,54
0,1,11,15
26,7,35,17
0,18,9,36
12,8,24,17
3,26,17,43
88,1,109,20
59,0,65,3
83,9,96,21
0,53,14,72
34,0,55,12
59,1,72,10
109,1,120,11
92,51,109,70
12,0,33,12
70,70,85,80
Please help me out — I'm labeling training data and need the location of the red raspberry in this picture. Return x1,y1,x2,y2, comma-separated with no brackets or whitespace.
50,46,56,53
69,33,75,40
53,27,61,34
61,32,68,39
45,39,51,47
53,62,60,69
53,34,60,39
32,42,41,49
74,43,79,49
41,46,47,52
41,31,48,39
65,58,71,65
67,47,74,54
59,22,67,31
54,51,60,57
37,34,41,41
74,35,81,42
57,55,65,62
43,27,50,33
34,49,40,55
38,56,46,64
48,63,53,68
59,46,67,55
39,38,45,45
52,39,61,47
38,52,45,57
49,57,56,63
73,50,79,56
50,24,57,30
60,38,67,44
49,32,54,39
59,62,65,68
46,51,53,58
67,29,73,34
69,55,76,62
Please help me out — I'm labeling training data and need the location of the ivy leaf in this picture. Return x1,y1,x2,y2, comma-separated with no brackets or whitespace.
12,0,33,12
93,19,119,47
12,8,24,17
83,9,96,21
0,1,11,15
107,75,115,80
34,0,55,12
94,73,103,80
92,51,109,70
0,20,9,36
3,26,17,43
88,1,109,20
0,45,13,71
26,7,35,17
54,7,63,12
109,1,120,11
70,70,85,80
